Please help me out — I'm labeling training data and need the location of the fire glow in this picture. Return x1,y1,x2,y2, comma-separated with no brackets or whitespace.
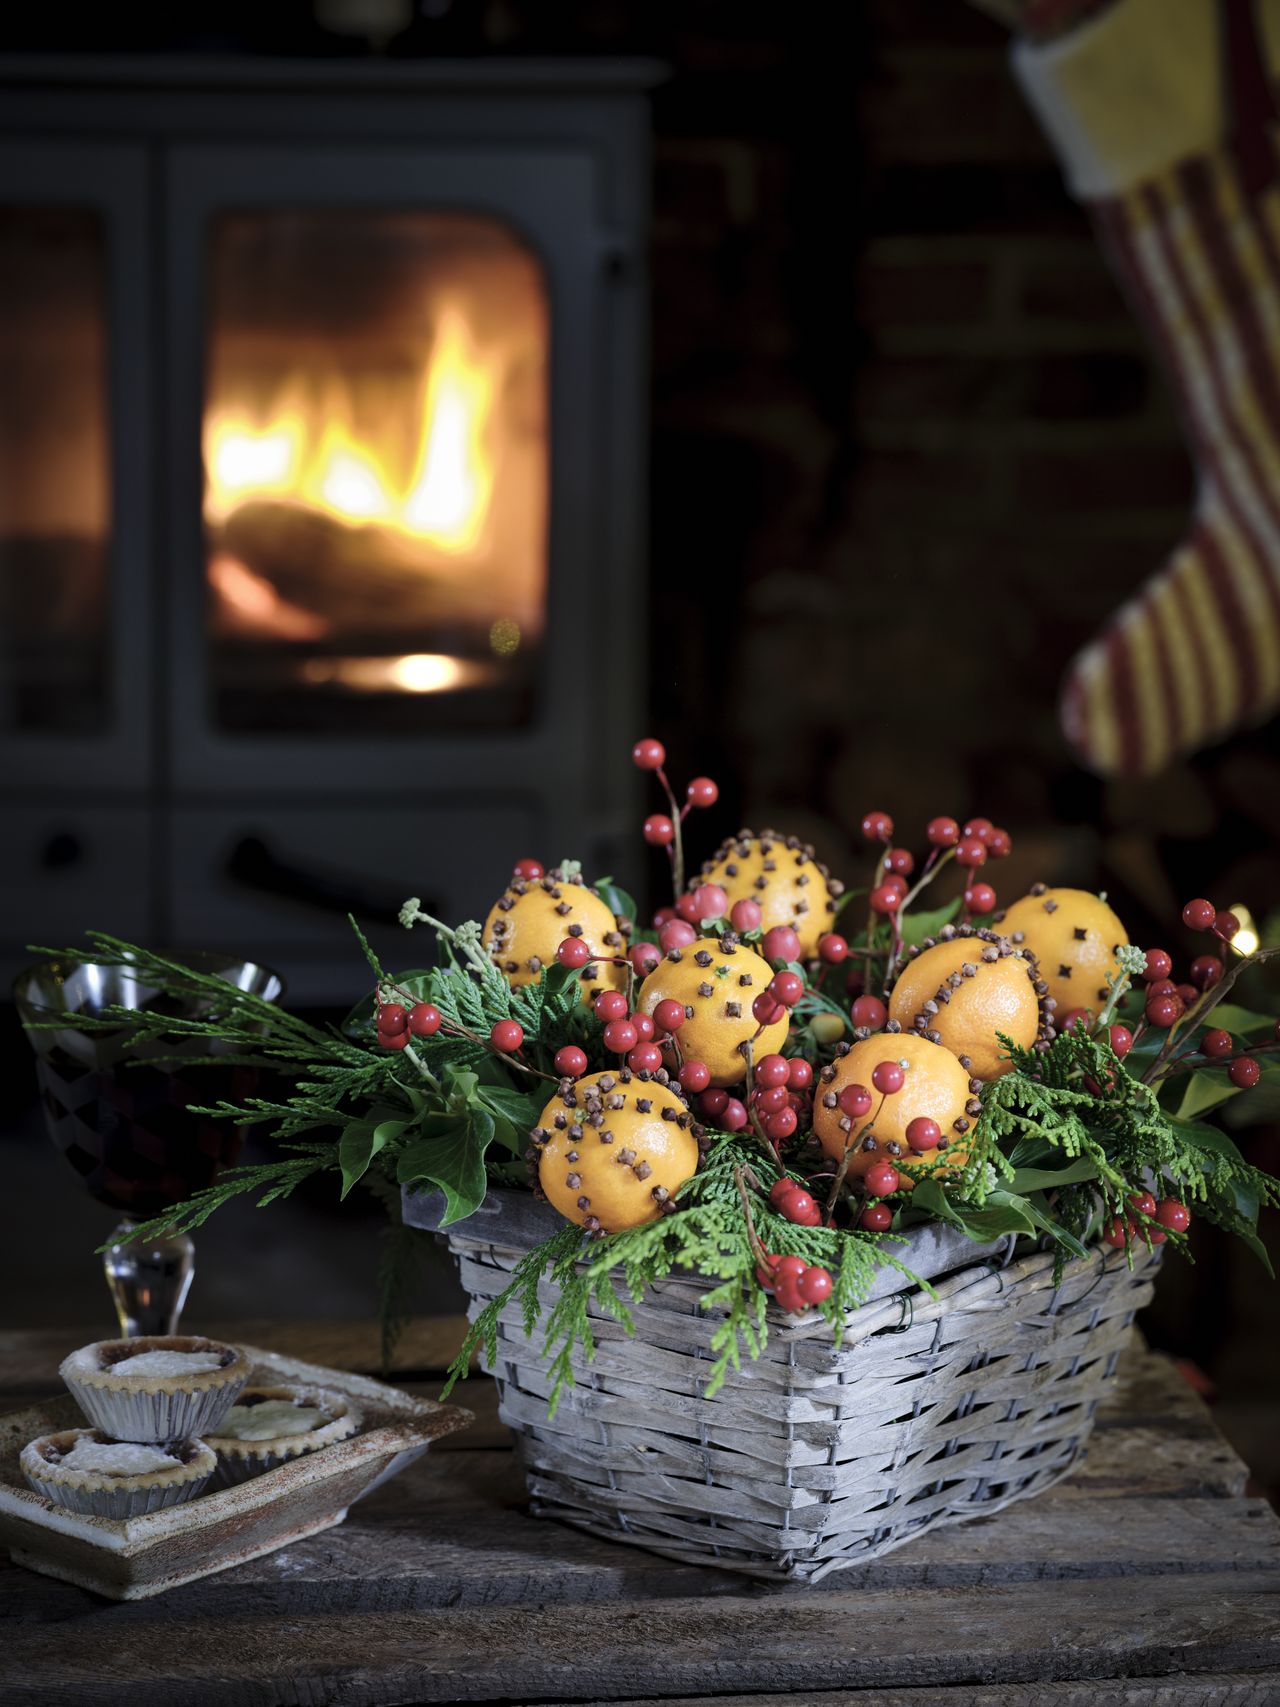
204,303,499,555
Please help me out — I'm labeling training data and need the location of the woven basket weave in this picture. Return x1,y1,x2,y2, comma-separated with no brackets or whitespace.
408,1188,1159,1583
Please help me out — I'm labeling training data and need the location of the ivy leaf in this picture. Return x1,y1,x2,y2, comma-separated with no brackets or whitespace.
340,1115,409,1199
592,876,637,925
1175,1070,1241,1121
475,1083,542,1154
900,898,962,948
396,1109,493,1226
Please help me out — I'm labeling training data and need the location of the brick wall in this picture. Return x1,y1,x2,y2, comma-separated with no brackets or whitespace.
644,1,1230,924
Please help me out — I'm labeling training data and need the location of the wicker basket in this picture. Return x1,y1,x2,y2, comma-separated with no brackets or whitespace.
405,1187,1159,1583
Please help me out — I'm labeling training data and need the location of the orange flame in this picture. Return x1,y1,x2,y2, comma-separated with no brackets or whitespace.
203,302,499,556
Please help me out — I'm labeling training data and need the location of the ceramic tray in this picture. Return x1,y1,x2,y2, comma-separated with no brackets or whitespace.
0,1343,471,1600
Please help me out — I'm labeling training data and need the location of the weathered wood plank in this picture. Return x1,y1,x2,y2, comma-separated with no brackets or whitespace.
4,1571,1279,1706
571,1682,1280,1707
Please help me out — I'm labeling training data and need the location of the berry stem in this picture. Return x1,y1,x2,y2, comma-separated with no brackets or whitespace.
733,1164,773,1269
654,767,686,900
1144,943,1280,1088
400,1041,441,1090
896,846,956,917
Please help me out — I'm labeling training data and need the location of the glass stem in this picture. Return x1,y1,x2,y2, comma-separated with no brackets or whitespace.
103,1219,195,1338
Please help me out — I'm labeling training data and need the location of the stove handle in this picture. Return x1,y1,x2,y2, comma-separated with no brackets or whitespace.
225,835,433,928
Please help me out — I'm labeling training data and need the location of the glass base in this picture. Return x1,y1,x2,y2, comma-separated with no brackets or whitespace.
103,1220,195,1338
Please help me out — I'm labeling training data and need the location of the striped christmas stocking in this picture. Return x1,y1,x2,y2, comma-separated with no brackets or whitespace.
1015,0,1280,775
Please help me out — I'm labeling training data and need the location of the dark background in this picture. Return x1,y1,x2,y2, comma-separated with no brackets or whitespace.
3,0,1278,1495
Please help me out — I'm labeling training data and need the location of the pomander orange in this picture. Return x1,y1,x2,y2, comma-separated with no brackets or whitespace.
636,936,788,1087
888,933,1042,1081
535,1071,699,1232
482,868,626,999
696,830,840,958
812,1033,974,1187
998,885,1129,1017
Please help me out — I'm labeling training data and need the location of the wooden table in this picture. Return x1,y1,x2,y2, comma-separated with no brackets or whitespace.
3,1320,1279,1706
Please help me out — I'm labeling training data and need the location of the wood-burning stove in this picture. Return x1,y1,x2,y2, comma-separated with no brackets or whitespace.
0,55,656,998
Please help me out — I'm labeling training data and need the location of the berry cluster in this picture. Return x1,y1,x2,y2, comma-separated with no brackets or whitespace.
1102,1192,1192,1249
859,811,1011,922
633,736,718,898
375,996,442,1050
755,1249,833,1313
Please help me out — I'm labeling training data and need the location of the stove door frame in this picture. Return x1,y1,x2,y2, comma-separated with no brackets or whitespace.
165,141,601,801
0,140,154,792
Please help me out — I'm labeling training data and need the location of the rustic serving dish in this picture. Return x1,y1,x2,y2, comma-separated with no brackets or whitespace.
0,1344,471,1600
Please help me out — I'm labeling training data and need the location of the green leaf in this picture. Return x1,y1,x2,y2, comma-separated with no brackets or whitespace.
396,1109,494,1225
592,877,638,925
1169,1116,1247,1164
900,898,962,948
1202,1003,1274,1036
1175,1071,1241,1121
1009,1157,1101,1193
475,1083,541,1155
913,1178,1036,1240
339,1116,409,1199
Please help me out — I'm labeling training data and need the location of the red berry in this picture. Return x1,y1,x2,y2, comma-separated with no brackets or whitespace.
1228,1056,1261,1088
1147,978,1177,999
379,1030,410,1051
1148,1226,1168,1245
699,1088,729,1118
769,1179,800,1207
906,1116,941,1153
756,1255,779,1291
865,1161,901,1197
954,837,987,869
490,1019,524,1053
962,817,994,843
1060,1007,1093,1035
630,942,662,977
862,810,894,843
408,1002,442,1038
691,883,728,922
1201,1028,1234,1057
1108,1024,1133,1059
1189,954,1224,991
818,932,849,964
1182,897,1216,931
839,1083,873,1119
653,998,687,1035
653,907,676,929
787,1058,813,1090
730,898,762,933
797,1266,833,1305
1145,993,1183,1028
882,873,908,897
629,1012,653,1042
679,1060,711,1093
851,994,888,1032
765,1106,799,1143
632,737,666,771
1175,982,1199,1008
1155,1198,1191,1233
554,1045,588,1078
602,1019,638,1054
1102,1217,1130,1249
774,1278,806,1315
778,1185,818,1223
627,1042,663,1073
643,813,674,847
964,882,997,914
686,776,719,809
755,1083,789,1114
755,1054,791,1088
659,919,697,953
927,816,959,847
1143,949,1173,982
885,847,914,877
378,1002,408,1035
557,937,591,970
721,1097,748,1131
1214,910,1241,941
872,1060,905,1095
752,992,786,1026
869,883,901,915
761,925,802,964
860,1203,893,1232
987,827,1012,858
676,892,701,923
595,989,628,1022
513,857,544,881
1129,1191,1157,1218
768,970,805,1008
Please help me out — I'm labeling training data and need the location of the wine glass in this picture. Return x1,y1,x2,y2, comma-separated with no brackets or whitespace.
14,951,284,1337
